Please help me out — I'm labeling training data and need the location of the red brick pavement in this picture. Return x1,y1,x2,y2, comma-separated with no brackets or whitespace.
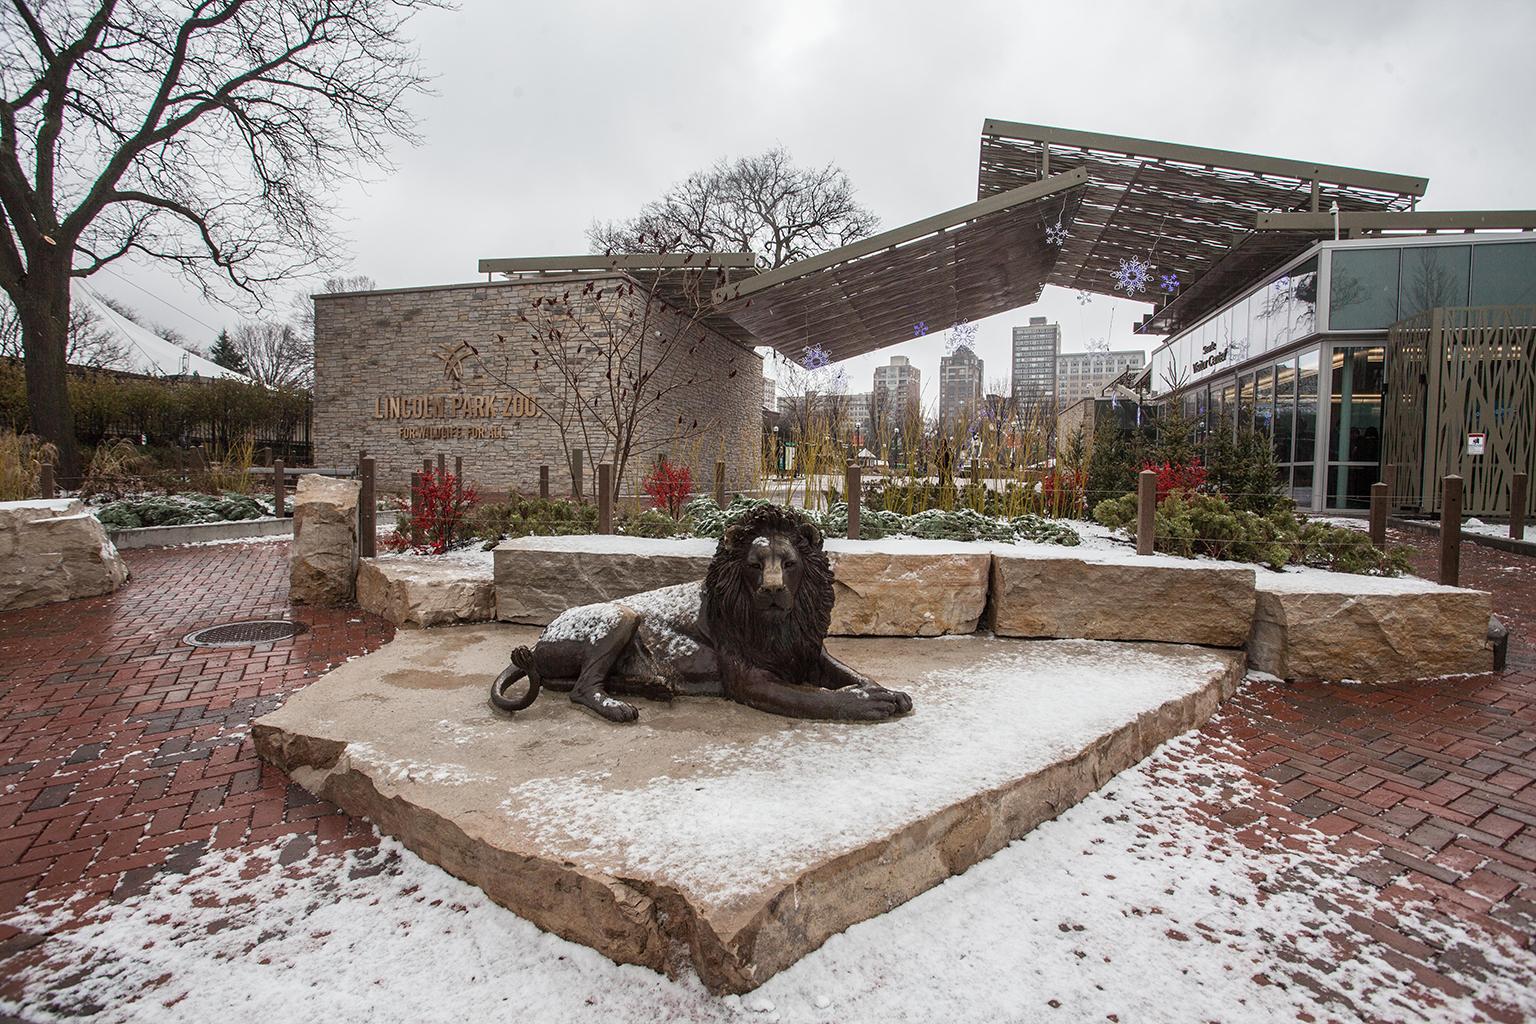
0,528,1532,1019
0,540,394,960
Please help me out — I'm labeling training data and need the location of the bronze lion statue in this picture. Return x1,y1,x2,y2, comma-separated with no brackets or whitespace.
489,504,913,723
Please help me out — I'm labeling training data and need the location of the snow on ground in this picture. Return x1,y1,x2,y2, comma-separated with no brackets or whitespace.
5,728,1532,1024
0,498,78,513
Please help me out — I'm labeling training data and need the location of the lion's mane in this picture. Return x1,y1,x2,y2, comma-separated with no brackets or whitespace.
699,504,835,678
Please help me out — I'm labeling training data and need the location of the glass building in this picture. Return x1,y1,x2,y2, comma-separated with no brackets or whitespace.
1147,234,1536,511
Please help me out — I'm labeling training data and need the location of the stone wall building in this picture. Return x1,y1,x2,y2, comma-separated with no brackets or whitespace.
313,275,764,498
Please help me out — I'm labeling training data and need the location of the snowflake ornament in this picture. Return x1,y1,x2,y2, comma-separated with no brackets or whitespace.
1045,219,1068,246
946,319,978,355
913,321,929,337
1088,337,1111,355
1112,256,1154,296
1075,290,1093,306
800,344,831,371
1159,273,1180,293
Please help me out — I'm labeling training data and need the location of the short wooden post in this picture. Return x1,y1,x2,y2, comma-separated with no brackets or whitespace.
539,464,550,500
39,463,55,499
598,463,613,534
845,461,861,540
422,457,431,479
1368,482,1388,548
1439,474,1462,586
454,455,463,501
437,452,446,482
714,460,726,507
1511,472,1528,542
409,471,423,547
571,449,584,502
272,458,285,518
359,457,376,558
1136,469,1157,556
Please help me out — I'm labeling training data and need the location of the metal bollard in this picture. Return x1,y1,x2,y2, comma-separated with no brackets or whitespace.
1439,474,1462,586
1512,472,1528,542
1136,469,1157,556
1369,482,1388,548
845,461,861,540
359,457,376,558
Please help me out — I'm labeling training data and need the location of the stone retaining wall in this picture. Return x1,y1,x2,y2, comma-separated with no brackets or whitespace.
347,536,1498,682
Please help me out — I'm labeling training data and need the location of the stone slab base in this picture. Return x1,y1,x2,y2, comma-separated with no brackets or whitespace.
356,557,495,627
1247,577,1494,681
989,554,1256,647
254,624,1244,993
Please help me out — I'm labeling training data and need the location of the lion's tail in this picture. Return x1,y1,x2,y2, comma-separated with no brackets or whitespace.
490,645,542,713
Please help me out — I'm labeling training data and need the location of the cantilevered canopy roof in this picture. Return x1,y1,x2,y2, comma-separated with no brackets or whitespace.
977,120,1428,330
711,169,1089,362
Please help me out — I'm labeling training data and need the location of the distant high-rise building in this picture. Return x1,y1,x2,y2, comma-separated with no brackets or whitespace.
938,345,984,426
846,391,875,444
762,376,778,411
1055,349,1146,407
873,355,921,427
1011,316,1060,420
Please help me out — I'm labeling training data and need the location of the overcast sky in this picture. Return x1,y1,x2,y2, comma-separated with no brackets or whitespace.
92,0,1536,409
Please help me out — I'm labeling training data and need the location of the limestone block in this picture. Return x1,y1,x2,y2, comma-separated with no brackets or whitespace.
494,537,713,625
357,557,495,627
0,498,129,611
1247,577,1494,681
826,550,990,636
989,554,1256,647
290,475,360,606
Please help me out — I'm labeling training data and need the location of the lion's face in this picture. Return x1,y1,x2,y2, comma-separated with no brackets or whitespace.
742,530,806,618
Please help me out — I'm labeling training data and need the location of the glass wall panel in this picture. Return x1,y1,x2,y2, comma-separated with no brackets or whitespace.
1326,346,1385,509
1399,245,1470,319
1238,373,1255,432
1329,248,1401,330
1291,257,1319,338
1273,359,1296,463
1254,366,1275,437
1251,279,1285,354
1220,383,1236,432
1292,463,1314,508
1296,349,1319,468
1470,240,1536,306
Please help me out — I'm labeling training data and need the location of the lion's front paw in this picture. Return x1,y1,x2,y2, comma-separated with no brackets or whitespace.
573,691,640,723
829,684,912,721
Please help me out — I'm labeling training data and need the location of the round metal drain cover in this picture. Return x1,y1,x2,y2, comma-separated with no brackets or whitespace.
184,619,303,648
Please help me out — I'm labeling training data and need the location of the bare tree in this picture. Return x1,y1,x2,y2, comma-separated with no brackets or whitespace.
290,272,374,340
0,1,436,477
229,320,311,389
588,148,879,269
476,260,744,494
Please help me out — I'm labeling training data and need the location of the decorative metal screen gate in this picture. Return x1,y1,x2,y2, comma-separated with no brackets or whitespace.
1383,305,1535,516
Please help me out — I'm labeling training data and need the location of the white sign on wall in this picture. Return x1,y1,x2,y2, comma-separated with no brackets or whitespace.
1467,432,1487,456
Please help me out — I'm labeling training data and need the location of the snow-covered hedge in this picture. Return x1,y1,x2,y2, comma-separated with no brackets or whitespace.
94,492,269,530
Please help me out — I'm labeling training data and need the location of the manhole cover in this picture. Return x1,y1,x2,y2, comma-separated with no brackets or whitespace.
183,620,304,648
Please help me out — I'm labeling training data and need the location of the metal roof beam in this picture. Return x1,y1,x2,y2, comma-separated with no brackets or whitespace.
1256,210,1536,232
982,119,1429,198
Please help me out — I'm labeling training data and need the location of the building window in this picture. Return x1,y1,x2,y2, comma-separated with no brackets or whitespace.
1326,346,1385,509
1329,248,1400,330
1470,240,1536,306
1398,245,1470,319
1273,359,1296,463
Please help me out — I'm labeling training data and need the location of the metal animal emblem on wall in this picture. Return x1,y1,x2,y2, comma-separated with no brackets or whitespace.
489,504,913,723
